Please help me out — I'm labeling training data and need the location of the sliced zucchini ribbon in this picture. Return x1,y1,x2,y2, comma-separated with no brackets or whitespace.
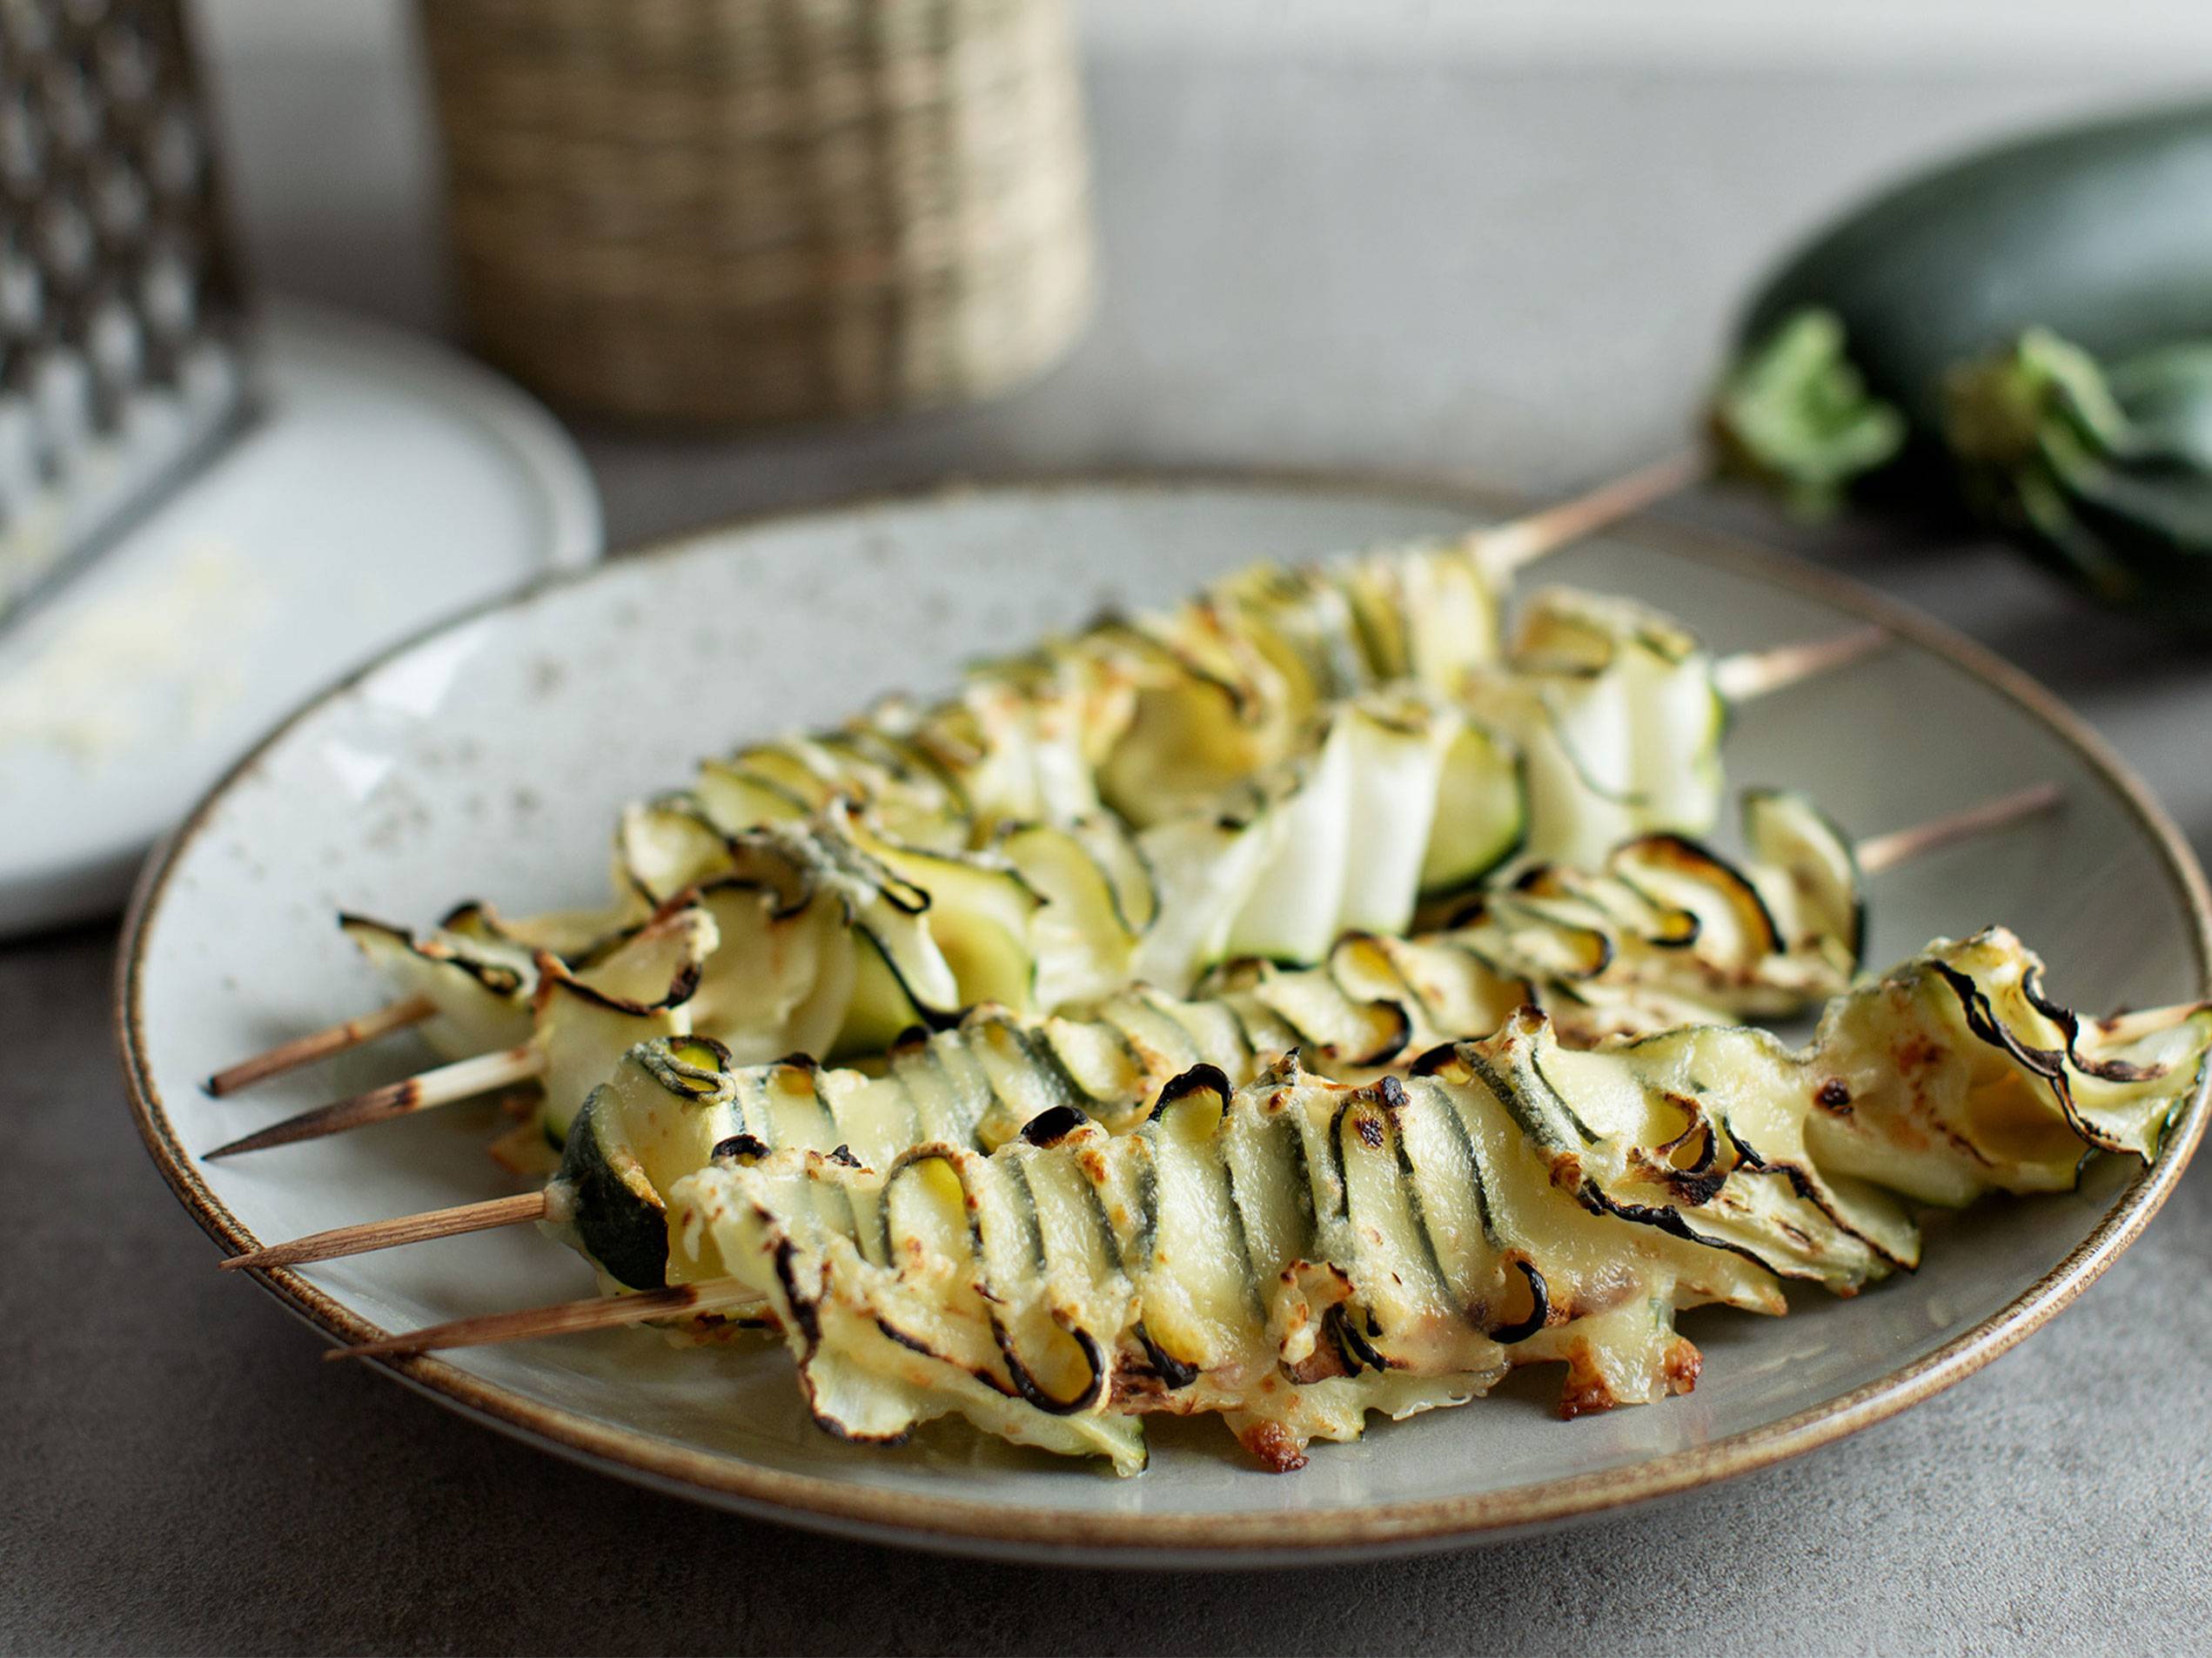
654,928,2208,1474
532,790,1872,1282
349,567,1741,1109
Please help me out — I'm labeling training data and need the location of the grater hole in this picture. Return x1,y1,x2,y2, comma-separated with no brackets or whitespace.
0,237,39,332
144,99,198,197
136,243,188,337
89,154,143,241
93,18,150,104
39,61,97,155
0,89,42,190
34,190,91,285
2,0,54,58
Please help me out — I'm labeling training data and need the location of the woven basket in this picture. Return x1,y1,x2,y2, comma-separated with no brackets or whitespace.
417,0,1097,426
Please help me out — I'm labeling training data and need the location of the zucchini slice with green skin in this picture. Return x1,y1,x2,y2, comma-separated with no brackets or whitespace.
1418,720,1527,900
614,793,745,911
532,904,718,1148
691,756,815,835
340,898,646,1062
841,813,1045,1009
546,1035,753,1293
548,1090,668,1293
668,929,2210,1473
1213,718,1362,965
994,820,1141,1010
340,909,537,1062
1210,566,1370,715
1465,587,1726,870
1801,927,2212,1205
1740,787,1864,973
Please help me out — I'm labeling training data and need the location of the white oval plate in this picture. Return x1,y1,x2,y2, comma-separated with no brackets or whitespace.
0,303,600,936
118,476,2210,1566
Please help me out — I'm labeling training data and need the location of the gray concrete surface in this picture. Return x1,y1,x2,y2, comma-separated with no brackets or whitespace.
7,39,2212,1655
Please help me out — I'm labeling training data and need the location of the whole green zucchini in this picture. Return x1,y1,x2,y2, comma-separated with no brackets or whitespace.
1713,99,2212,614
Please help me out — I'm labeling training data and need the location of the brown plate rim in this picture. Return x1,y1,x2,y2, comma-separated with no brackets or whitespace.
114,467,2212,1563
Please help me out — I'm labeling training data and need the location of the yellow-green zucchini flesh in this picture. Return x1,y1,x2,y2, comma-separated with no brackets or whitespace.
663,928,2209,1473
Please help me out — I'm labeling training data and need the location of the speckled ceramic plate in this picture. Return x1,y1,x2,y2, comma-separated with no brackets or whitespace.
117,476,2211,1566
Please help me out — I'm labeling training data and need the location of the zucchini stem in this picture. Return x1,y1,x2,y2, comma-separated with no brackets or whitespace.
1709,308,1907,514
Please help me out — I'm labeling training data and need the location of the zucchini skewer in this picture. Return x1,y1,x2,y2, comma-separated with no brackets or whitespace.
204,605,1881,1150
222,784,2054,1270
203,457,1857,1102
200,777,1897,1164
202,489,1605,1101
329,925,2212,1480
201,903,724,1160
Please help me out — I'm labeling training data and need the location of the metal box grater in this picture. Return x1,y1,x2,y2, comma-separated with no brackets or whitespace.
0,0,249,625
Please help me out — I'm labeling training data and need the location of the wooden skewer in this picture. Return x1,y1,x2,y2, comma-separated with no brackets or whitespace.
2096,1004,2202,1042
326,1279,764,1361
220,1191,552,1272
227,783,2069,1274
1713,625,1889,703
204,995,436,1097
1854,782,2063,876
201,1044,540,1160
1471,451,1710,581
